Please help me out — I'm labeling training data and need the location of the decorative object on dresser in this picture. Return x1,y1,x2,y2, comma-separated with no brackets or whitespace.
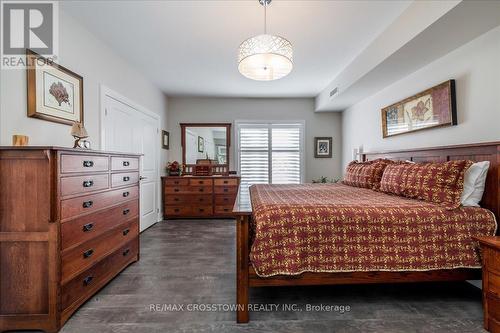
181,123,231,176
167,160,181,176
12,134,29,146
314,137,332,158
27,49,84,125
0,147,141,332
381,80,457,138
475,236,500,333
162,175,240,218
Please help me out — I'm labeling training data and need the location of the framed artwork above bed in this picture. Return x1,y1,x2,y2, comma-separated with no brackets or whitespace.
381,80,457,138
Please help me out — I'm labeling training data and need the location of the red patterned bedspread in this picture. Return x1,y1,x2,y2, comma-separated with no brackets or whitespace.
249,183,497,277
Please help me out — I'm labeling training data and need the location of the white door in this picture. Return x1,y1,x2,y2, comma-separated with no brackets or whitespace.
103,94,159,232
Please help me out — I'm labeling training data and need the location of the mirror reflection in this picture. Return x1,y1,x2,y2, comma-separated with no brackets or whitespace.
185,127,227,164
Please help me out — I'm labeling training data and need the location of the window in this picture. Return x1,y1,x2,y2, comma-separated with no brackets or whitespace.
236,121,304,187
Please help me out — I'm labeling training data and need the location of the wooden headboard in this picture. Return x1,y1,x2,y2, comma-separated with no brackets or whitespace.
361,141,500,220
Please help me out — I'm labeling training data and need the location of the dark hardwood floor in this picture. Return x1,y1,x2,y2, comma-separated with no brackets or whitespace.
58,220,486,333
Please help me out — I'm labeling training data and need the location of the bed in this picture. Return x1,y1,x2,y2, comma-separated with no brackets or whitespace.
233,141,500,323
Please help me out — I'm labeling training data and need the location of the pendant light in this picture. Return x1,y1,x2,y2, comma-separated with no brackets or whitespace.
238,0,293,81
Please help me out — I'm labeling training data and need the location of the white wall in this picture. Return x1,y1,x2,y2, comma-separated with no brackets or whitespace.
342,26,500,170
0,10,169,167
168,97,342,182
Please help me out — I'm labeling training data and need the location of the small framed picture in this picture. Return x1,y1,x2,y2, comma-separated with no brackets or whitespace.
198,136,204,153
315,137,332,158
26,49,84,125
162,130,169,149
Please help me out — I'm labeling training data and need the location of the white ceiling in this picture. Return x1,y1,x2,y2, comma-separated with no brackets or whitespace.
61,0,411,98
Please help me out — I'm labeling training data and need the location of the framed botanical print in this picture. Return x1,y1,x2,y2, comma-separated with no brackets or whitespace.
26,49,84,125
162,130,170,149
381,80,457,138
198,136,204,153
314,137,332,158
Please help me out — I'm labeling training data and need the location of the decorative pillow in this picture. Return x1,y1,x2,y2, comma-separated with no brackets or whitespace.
380,160,473,209
343,159,392,190
461,161,490,207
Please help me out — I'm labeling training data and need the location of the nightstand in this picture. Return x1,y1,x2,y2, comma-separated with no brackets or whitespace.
475,236,500,333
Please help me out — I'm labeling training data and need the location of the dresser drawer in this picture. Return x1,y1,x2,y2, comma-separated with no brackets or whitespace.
61,186,139,220
486,247,500,274
214,178,238,186
61,154,109,173
111,156,139,171
61,219,138,283
165,194,211,205
191,206,213,216
189,178,213,186
488,294,500,323
61,200,139,250
112,172,139,188
214,205,234,215
214,186,238,194
489,270,500,299
164,178,189,186
165,185,212,194
61,174,109,197
215,194,236,205
61,238,138,310
165,206,191,216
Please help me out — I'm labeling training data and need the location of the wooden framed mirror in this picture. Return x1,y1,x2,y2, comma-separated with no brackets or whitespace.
180,123,231,175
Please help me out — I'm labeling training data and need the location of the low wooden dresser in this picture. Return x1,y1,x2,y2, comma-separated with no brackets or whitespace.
162,175,240,218
0,147,141,332
476,236,500,333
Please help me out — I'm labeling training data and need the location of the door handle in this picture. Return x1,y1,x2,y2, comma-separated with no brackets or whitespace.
139,176,148,181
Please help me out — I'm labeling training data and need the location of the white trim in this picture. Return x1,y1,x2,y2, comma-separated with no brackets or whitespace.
99,84,163,224
235,119,306,184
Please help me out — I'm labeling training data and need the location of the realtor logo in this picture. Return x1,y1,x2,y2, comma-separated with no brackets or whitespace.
1,0,58,69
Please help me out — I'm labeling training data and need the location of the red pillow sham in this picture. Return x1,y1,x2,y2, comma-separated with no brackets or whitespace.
343,159,392,190
379,160,473,209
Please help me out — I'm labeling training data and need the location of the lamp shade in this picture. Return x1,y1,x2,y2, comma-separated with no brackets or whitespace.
238,34,293,81
71,122,88,138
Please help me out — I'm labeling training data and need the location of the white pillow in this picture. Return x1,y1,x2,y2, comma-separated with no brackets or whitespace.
461,161,490,207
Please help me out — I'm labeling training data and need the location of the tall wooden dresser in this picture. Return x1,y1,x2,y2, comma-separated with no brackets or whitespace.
162,175,240,218
0,147,141,333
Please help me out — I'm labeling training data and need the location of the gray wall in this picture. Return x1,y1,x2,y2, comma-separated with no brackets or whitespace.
342,26,500,171
0,9,169,167
167,97,342,182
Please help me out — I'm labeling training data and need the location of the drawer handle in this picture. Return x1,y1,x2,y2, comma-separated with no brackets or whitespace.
223,180,228,184
224,208,229,212
174,208,180,213
123,209,130,215
123,161,130,167
199,198,204,202
83,200,93,208
174,188,179,192
199,188,204,192
83,249,94,259
123,228,130,236
123,248,130,256
83,276,94,286
198,180,203,184
82,223,94,232
199,208,204,212
123,191,130,197
83,160,94,168
174,181,179,185
223,188,228,193
123,176,130,182
82,180,94,188
174,197,180,201
224,198,229,202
